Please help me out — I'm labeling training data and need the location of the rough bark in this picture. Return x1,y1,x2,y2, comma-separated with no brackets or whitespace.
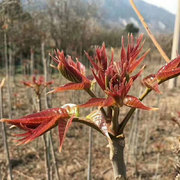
109,137,126,180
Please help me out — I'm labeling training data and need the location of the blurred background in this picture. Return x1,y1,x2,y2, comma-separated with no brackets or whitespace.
0,0,178,72
0,0,180,180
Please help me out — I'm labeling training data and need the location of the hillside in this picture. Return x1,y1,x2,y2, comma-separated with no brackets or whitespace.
98,0,175,33
21,0,175,33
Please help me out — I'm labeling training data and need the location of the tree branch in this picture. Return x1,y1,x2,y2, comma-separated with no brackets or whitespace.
130,0,170,63
73,117,105,136
118,88,151,134
85,88,108,120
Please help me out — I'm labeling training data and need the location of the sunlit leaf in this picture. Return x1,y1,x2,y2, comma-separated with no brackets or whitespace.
76,59,86,75
158,56,180,73
96,43,107,71
22,81,34,88
49,81,91,93
143,74,161,93
120,37,127,69
79,98,106,108
129,49,149,73
92,70,105,90
86,110,110,139
58,117,73,152
52,50,90,84
17,115,63,145
127,34,144,65
123,95,157,110
2,108,68,127
1,108,70,145
85,51,99,71
61,104,79,117
103,96,116,106
131,65,145,82
156,56,180,81
157,68,180,81
79,96,115,108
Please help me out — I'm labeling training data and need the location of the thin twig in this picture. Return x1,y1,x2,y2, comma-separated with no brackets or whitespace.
154,153,160,179
85,88,107,120
49,131,60,180
42,41,59,180
143,123,149,154
87,127,93,180
37,94,50,180
130,0,170,63
14,170,35,180
118,72,177,134
42,134,51,180
73,117,105,135
111,106,119,135
118,88,151,134
4,32,12,118
0,78,13,180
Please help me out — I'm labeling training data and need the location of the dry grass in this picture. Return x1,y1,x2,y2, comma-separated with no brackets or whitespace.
0,48,180,180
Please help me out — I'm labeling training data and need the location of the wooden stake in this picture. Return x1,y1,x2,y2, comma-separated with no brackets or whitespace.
130,0,170,63
168,0,180,89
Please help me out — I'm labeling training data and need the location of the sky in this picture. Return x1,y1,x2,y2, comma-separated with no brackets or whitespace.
142,0,178,14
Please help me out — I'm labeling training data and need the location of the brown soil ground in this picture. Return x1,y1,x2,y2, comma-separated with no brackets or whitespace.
0,52,180,180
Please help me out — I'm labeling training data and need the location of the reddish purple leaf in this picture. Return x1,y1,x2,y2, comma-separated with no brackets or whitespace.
157,68,180,81
123,95,157,110
156,56,180,81
18,115,62,145
79,98,106,108
178,112,180,117
79,96,115,108
103,96,116,107
96,43,107,71
85,52,99,71
3,108,68,127
92,70,105,90
131,66,145,82
129,50,149,73
52,50,90,84
158,56,180,73
58,116,74,152
143,74,161,94
49,80,91,93
121,37,127,69
1,108,70,146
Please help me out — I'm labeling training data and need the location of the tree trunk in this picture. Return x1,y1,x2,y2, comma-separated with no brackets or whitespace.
168,0,180,88
0,79,13,180
41,41,50,109
4,32,12,119
109,137,126,180
30,47,34,75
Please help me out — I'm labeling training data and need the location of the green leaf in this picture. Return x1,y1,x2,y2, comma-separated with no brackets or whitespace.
86,110,110,139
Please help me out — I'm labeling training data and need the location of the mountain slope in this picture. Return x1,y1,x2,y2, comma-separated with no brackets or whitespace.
98,0,175,33
21,0,175,33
